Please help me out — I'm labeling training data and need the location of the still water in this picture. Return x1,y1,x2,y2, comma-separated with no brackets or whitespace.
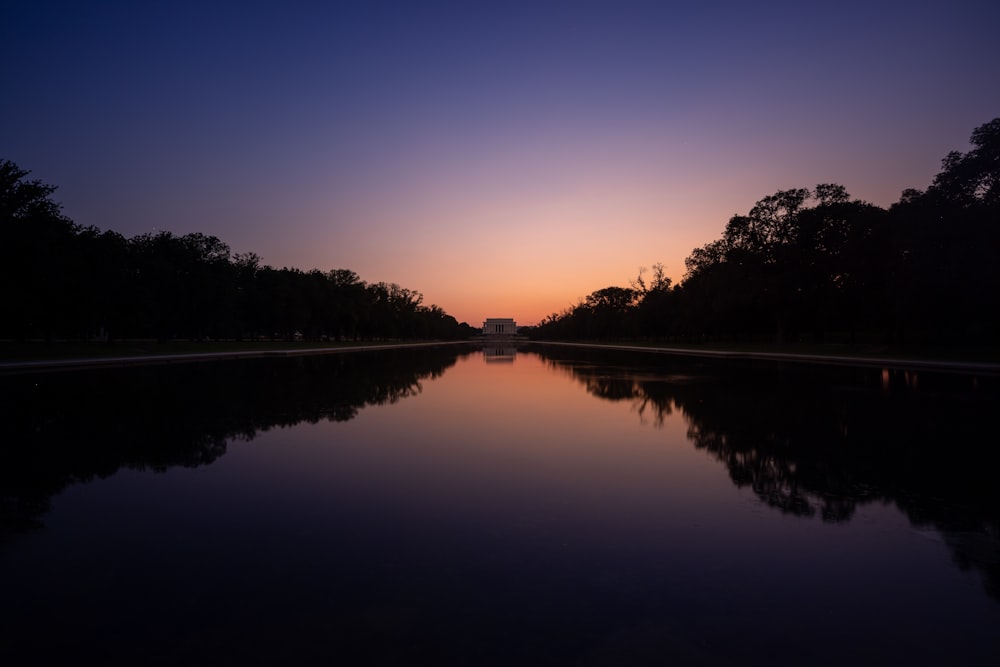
1,344,998,665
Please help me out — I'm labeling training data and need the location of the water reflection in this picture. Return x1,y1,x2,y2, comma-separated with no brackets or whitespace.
0,345,472,538
534,345,1000,600
482,346,517,363
2,344,999,663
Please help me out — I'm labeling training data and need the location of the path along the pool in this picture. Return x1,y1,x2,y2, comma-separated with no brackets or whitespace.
2,340,998,375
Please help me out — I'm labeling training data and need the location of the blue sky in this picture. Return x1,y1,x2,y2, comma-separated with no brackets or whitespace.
4,1,998,324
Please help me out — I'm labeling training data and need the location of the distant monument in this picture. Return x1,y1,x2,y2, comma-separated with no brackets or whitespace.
482,317,517,335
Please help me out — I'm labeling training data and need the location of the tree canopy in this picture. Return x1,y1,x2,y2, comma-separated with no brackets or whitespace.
7,117,999,349
1,160,475,343
531,117,1000,347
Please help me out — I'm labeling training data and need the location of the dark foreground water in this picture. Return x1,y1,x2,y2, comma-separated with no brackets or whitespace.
2,344,998,665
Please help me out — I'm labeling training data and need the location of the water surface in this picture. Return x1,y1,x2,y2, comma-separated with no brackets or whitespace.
1,345,998,665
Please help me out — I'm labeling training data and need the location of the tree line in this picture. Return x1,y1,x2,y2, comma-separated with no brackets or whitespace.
1,161,476,342
5,117,998,347
529,118,1000,347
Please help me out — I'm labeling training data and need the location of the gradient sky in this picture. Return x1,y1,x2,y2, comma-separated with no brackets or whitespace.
4,1,999,325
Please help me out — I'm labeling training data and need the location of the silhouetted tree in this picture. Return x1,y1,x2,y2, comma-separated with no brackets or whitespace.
632,263,676,339
231,251,262,339
886,117,1000,345
74,227,130,340
1,157,474,343
327,268,367,340
681,185,888,342
0,160,81,340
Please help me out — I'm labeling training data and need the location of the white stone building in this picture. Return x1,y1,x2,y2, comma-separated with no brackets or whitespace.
482,317,517,335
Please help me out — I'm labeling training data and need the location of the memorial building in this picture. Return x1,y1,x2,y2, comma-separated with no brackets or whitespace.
482,317,517,335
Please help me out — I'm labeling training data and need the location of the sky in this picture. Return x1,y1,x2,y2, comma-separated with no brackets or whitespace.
3,1,999,326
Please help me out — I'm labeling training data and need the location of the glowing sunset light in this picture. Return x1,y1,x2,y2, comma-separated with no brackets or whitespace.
3,1,998,326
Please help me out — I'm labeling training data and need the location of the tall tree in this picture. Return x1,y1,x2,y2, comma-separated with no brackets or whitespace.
633,263,675,339
683,185,887,342
888,117,1000,344
0,160,80,340
927,118,1000,207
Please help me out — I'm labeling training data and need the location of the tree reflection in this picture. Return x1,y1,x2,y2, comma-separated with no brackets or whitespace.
0,346,470,540
537,345,1000,600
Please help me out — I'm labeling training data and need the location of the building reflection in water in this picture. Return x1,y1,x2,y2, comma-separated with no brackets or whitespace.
2,345,998,665
482,346,517,363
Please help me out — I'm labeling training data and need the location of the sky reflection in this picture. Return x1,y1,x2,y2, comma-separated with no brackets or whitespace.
1,347,998,664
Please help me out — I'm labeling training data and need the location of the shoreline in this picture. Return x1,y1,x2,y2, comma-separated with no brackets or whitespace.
0,341,472,374
2,339,998,375
532,341,1000,374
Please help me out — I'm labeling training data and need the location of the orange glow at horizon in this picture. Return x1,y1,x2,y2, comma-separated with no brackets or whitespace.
10,3,993,329
262,115,945,327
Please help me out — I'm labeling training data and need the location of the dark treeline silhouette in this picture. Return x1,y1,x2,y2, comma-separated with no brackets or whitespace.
529,118,1000,347
0,345,473,539
535,344,1000,600
0,160,476,342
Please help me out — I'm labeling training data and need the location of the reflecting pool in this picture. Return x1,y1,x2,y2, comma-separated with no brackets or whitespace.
2,344,998,665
